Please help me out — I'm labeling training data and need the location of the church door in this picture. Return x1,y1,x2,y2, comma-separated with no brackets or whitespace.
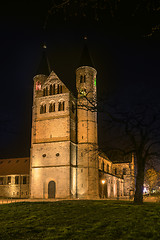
48,181,56,198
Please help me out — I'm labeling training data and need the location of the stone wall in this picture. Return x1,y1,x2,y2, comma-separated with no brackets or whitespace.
0,175,29,198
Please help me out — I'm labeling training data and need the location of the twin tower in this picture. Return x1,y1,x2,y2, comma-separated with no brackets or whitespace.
30,44,99,199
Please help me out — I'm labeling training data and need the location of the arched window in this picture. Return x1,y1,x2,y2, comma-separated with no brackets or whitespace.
44,104,46,113
49,102,55,112
80,75,86,83
115,168,117,175
62,101,65,111
40,104,46,114
40,105,43,114
58,102,61,111
58,101,65,111
43,88,46,96
80,75,83,83
49,103,52,112
53,103,55,112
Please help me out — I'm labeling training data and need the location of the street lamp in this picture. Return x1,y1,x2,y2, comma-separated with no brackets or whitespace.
102,180,105,198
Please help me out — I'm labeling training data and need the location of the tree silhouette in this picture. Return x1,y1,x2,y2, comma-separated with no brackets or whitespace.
80,93,160,204
44,0,160,38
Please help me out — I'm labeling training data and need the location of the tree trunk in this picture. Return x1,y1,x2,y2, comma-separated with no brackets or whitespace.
134,157,145,204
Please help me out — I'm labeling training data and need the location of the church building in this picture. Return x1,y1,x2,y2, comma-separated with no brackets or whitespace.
30,43,135,199
0,43,135,199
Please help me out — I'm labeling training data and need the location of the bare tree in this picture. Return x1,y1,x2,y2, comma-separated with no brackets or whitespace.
79,93,160,204
44,0,160,38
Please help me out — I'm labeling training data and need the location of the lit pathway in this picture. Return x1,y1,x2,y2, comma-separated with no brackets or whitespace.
0,197,159,205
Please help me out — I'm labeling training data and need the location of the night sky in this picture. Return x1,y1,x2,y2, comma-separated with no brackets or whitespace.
0,0,160,158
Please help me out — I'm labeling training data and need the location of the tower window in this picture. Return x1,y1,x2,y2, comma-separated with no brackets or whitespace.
62,101,65,110
57,84,59,94
53,84,55,95
49,102,55,112
36,81,41,91
80,75,83,83
49,84,55,95
80,75,86,83
44,104,46,113
115,168,117,175
60,85,62,94
58,101,65,111
46,87,48,96
43,87,49,96
40,104,46,114
57,85,62,94
107,164,109,173
49,85,53,95
58,102,61,111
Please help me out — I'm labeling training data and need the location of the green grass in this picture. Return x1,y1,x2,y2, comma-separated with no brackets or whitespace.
0,200,160,240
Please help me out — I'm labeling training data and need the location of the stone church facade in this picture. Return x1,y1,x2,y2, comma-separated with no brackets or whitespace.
0,44,135,199
29,45,135,199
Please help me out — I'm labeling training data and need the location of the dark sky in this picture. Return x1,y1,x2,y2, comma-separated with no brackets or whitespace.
0,0,160,158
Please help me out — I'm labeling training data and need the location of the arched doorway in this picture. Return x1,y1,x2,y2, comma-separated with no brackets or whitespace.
48,181,56,198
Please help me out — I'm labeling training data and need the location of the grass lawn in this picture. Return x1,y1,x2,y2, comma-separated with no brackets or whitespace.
0,200,160,240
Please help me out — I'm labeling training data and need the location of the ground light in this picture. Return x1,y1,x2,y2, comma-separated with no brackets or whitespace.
102,180,105,198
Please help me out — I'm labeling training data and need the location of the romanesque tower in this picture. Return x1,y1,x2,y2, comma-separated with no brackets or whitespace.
76,42,99,198
30,46,77,199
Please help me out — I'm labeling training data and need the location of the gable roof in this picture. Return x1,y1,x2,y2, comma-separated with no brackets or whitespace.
43,70,70,91
0,158,30,175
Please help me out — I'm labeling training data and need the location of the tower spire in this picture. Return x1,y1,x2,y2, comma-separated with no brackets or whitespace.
78,36,95,68
36,44,51,76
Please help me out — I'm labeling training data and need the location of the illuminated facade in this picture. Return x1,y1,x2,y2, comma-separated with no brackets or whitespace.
0,158,29,198
29,45,135,199
0,45,134,199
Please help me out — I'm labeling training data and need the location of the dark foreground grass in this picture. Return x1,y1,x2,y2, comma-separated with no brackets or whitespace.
0,200,160,240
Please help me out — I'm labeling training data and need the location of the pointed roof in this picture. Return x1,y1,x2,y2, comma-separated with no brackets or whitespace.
78,37,95,68
36,44,51,76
